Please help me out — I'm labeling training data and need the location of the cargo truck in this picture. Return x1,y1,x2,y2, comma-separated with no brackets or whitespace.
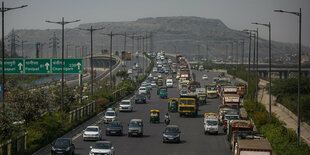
121,51,126,60
125,52,131,60
204,113,219,135
223,94,240,109
227,120,253,144
235,139,273,155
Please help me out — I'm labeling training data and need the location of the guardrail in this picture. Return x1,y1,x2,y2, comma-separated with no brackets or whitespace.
0,132,27,155
69,101,97,123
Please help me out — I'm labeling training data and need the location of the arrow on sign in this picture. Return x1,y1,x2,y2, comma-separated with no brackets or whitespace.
18,63,23,70
77,62,81,70
45,62,50,70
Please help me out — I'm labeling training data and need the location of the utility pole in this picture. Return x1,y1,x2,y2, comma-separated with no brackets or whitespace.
46,17,80,111
0,2,27,113
79,26,104,96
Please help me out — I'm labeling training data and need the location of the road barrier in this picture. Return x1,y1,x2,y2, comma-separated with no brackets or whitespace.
0,132,27,155
69,101,96,123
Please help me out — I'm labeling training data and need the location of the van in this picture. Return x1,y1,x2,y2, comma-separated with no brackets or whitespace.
128,119,143,137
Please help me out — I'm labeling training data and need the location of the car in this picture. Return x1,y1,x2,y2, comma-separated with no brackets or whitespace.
51,138,75,155
83,126,102,141
152,67,158,72
128,119,143,137
103,110,117,124
162,125,181,143
202,75,208,80
106,121,123,136
128,69,133,74
166,79,173,88
119,100,133,112
151,81,157,87
89,141,115,155
135,94,146,104
157,73,162,78
138,87,147,94
179,89,189,96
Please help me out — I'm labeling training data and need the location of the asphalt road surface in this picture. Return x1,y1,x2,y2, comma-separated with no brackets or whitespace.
71,68,237,155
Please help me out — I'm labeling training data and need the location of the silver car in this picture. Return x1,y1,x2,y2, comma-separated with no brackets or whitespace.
83,126,102,141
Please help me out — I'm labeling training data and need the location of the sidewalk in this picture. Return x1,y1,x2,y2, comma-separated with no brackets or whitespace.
257,79,310,146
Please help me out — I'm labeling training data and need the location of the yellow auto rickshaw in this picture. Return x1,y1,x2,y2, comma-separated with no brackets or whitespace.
198,94,207,105
150,110,160,123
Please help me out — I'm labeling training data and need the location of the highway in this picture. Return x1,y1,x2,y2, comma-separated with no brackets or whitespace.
69,60,241,155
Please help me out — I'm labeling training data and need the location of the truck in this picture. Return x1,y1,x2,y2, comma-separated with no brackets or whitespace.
223,85,238,96
125,52,131,60
176,53,182,63
178,93,198,117
204,113,219,135
188,81,201,92
227,120,254,144
121,51,126,60
236,83,246,98
180,70,190,80
231,131,264,154
223,94,240,109
206,84,218,98
235,139,273,155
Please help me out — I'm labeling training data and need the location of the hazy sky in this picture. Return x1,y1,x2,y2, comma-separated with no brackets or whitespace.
3,0,310,47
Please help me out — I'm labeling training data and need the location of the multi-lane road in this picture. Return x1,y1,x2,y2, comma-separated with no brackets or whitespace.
70,63,241,155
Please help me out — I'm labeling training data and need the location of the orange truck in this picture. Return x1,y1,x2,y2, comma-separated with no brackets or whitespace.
125,52,131,60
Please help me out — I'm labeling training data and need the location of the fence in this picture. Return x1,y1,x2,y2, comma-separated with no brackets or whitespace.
69,101,96,123
112,88,126,101
0,132,27,155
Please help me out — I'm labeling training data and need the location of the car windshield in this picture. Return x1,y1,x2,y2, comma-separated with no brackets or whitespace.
54,139,70,147
170,101,178,106
85,127,98,132
225,115,239,120
160,89,167,92
129,121,142,127
106,112,115,116
93,143,111,149
165,127,179,133
181,90,188,94
140,87,146,90
208,87,216,91
120,102,130,105
206,120,218,126
108,122,121,127
136,94,145,99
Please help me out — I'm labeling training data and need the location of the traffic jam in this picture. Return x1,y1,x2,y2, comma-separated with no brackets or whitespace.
51,51,273,155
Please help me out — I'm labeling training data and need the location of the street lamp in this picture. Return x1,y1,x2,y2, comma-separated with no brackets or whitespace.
0,2,27,113
274,8,302,146
79,26,104,96
46,17,80,111
252,22,272,120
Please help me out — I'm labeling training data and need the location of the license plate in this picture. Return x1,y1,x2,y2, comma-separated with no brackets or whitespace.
168,138,174,140
111,131,116,133
132,133,137,135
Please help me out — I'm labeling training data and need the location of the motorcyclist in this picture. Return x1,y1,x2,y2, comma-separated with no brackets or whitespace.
165,113,170,125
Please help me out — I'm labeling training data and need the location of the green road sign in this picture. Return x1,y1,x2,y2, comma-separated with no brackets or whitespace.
0,59,24,74
25,59,51,74
51,59,83,74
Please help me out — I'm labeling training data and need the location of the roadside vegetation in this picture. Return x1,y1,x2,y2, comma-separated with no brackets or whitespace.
228,67,310,155
269,78,310,125
0,54,154,154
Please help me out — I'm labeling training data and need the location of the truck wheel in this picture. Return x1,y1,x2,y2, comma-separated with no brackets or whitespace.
204,131,207,135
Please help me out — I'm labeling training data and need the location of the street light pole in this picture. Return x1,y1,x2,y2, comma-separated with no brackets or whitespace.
0,2,27,113
79,26,104,96
46,17,80,111
274,8,302,146
252,22,272,120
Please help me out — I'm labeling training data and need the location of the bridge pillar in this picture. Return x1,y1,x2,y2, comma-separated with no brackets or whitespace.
279,71,283,79
263,71,268,78
283,71,288,79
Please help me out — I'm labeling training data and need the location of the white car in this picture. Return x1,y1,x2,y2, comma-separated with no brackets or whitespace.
151,81,157,87
89,141,115,155
202,75,208,80
138,87,147,94
128,69,133,74
103,110,117,124
83,126,102,141
152,67,158,72
119,100,133,112
166,79,173,88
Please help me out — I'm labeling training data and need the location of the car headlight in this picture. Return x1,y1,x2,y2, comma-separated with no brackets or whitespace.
51,147,55,151
176,134,180,137
89,151,94,155
66,147,70,151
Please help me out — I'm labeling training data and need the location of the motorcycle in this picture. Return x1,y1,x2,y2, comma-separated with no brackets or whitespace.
164,118,170,125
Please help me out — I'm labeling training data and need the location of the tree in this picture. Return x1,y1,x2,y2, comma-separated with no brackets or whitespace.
7,86,49,125
116,70,129,79
49,84,78,112
0,112,14,140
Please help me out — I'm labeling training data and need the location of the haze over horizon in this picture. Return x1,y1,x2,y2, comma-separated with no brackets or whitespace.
3,0,310,48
